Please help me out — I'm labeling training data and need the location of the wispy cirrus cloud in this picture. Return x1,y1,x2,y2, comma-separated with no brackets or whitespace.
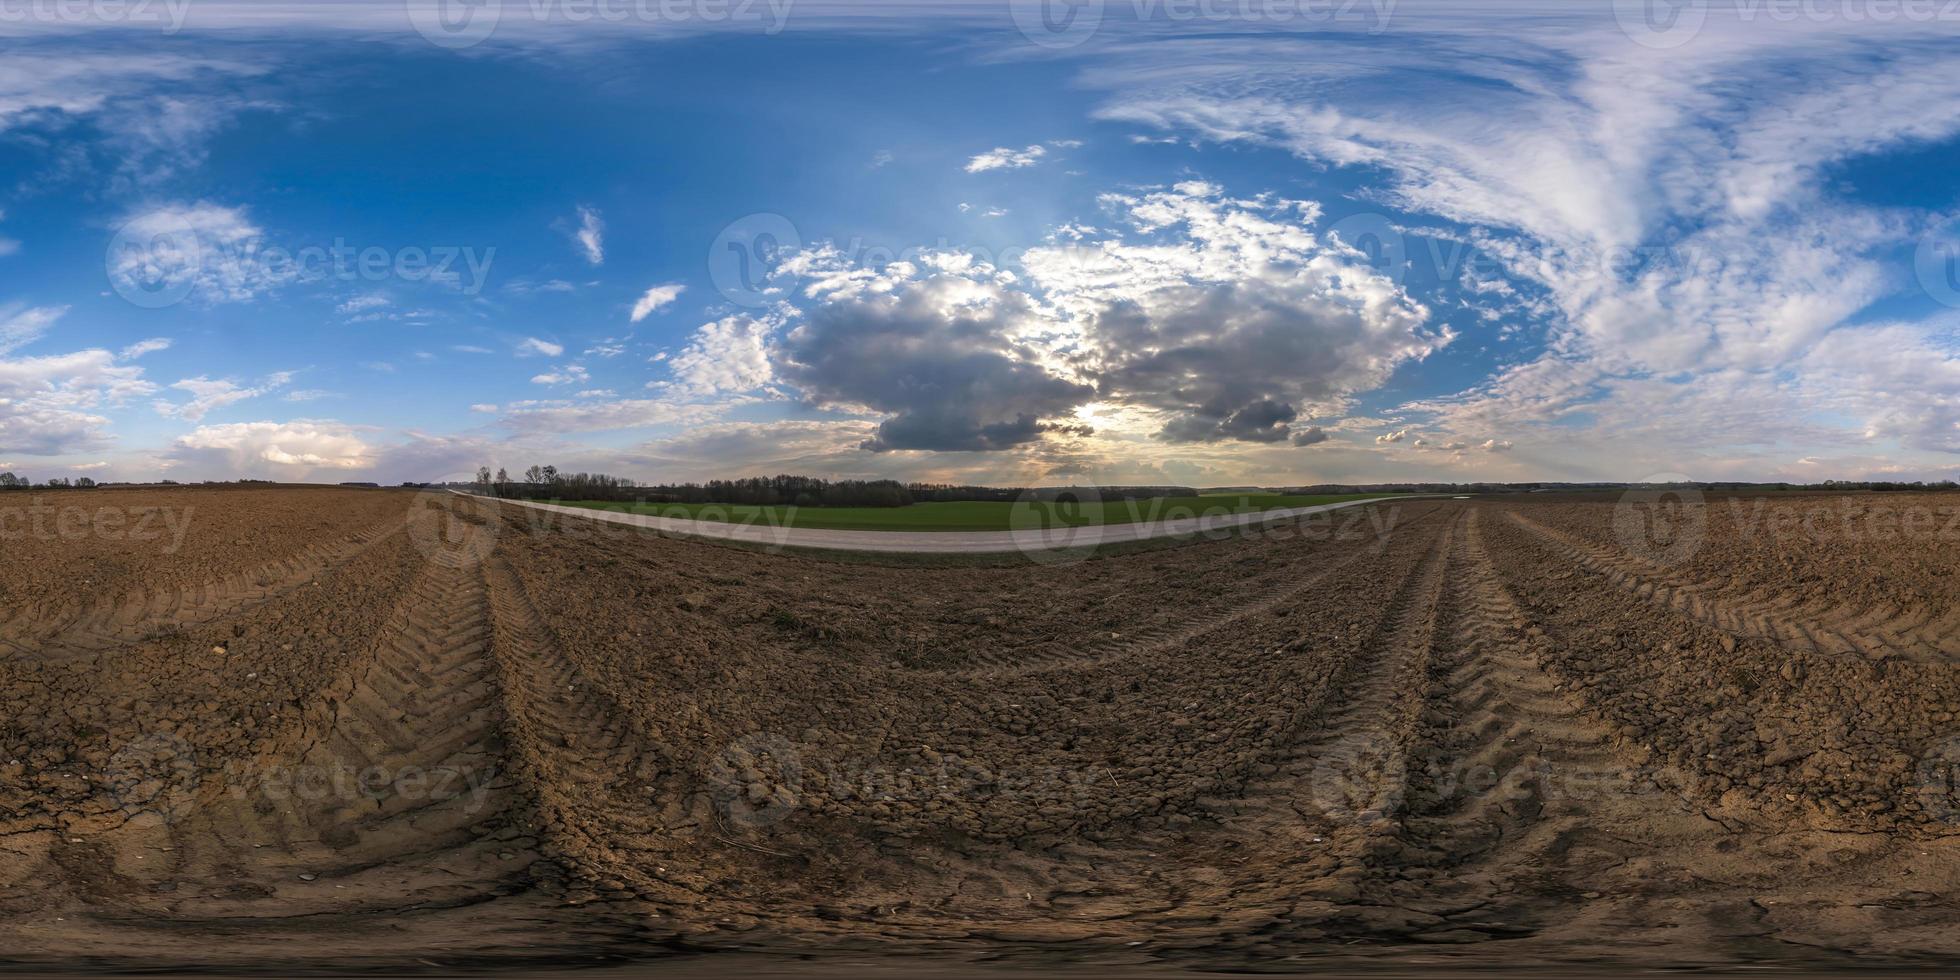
570,205,604,265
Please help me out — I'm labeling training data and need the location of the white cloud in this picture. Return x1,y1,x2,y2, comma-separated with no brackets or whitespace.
571,205,604,265
1086,13,1960,473
1023,182,1443,443
0,304,68,356
531,364,591,386
336,292,389,315
156,370,294,421
0,348,155,456
629,282,686,321
0,51,271,192
106,202,292,305
503,276,578,295
496,398,720,436
119,337,172,359
964,144,1047,173
515,337,564,357
659,313,779,396
452,344,494,354
168,420,373,475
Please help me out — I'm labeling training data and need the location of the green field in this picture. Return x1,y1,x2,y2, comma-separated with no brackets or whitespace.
550,492,1398,532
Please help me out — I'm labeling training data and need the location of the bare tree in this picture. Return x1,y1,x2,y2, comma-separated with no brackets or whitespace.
524,464,545,485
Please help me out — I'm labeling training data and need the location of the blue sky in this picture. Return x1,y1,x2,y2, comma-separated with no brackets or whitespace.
2,1,1959,486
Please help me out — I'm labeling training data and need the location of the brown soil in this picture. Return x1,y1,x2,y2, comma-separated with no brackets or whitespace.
1,487,1957,973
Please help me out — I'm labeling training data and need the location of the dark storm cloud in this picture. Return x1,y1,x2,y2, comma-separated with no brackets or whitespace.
1158,397,1298,443
1084,279,1429,445
774,279,1094,453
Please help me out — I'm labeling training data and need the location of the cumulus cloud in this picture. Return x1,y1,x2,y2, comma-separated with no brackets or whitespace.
1292,425,1329,446
659,313,778,396
774,249,1095,452
630,282,685,321
964,144,1046,173
0,345,155,456
753,181,1439,455
1025,182,1443,444
168,420,372,476
571,205,604,264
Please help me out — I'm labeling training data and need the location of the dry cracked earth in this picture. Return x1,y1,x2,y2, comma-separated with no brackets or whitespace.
1,486,1958,973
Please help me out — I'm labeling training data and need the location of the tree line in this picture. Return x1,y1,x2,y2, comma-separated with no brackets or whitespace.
472,466,644,502
0,473,98,489
465,467,1220,509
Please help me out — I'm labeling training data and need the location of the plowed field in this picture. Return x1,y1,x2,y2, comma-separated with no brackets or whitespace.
2,487,1957,973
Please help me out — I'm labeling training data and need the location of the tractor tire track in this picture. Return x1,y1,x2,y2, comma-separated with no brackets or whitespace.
1507,511,1952,664
0,515,408,661
947,504,1448,676
1189,507,1459,933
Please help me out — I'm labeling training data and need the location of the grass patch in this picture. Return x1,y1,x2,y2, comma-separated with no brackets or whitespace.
547,492,1398,532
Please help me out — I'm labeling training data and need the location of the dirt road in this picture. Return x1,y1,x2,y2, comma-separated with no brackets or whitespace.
476,493,1419,553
